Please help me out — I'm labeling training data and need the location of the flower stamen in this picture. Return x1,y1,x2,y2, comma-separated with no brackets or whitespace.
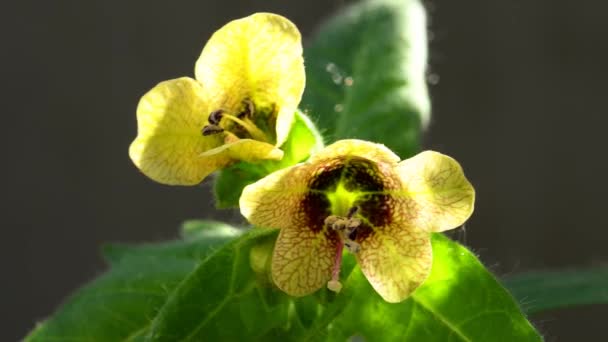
238,99,255,119
325,206,362,254
201,109,225,136
221,113,269,142
201,102,269,142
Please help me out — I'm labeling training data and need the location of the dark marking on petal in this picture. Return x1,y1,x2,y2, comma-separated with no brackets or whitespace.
356,193,393,227
301,192,331,232
342,158,385,192
353,222,374,241
309,164,342,191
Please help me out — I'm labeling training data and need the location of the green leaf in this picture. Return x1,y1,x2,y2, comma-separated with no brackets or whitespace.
503,268,608,315
301,0,430,158
24,221,242,342
214,111,324,208
325,234,542,342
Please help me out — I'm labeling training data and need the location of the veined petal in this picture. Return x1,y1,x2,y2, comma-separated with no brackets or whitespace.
129,77,229,185
310,139,401,165
195,13,305,146
240,164,311,229
395,151,475,232
272,225,337,296
356,225,432,303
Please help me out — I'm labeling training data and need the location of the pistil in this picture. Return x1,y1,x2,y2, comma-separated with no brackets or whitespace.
325,206,362,293
327,242,344,293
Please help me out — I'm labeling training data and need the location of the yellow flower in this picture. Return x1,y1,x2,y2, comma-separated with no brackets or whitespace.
129,13,305,185
240,140,475,303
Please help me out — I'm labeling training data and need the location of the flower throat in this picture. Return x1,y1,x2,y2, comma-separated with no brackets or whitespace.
201,99,270,143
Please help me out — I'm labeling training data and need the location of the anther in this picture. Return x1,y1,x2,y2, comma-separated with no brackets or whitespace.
202,124,224,136
324,215,340,228
346,218,361,230
324,207,362,255
344,241,361,254
237,99,254,119
208,109,224,125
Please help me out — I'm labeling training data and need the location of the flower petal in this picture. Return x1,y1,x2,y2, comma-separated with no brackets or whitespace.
195,13,305,146
395,151,475,232
310,139,401,165
240,164,311,229
272,225,337,296
356,226,432,303
129,77,230,185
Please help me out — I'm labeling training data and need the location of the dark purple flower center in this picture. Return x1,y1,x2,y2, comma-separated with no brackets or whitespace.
301,156,398,241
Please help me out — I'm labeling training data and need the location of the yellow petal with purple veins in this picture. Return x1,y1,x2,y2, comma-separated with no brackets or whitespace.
356,225,432,303
395,151,475,232
240,165,312,229
272,225,337,297
129,77,229,185
195,13,305,146
310,139,401,165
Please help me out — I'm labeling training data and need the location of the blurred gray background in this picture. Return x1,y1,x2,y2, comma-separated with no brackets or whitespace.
2,0,606,340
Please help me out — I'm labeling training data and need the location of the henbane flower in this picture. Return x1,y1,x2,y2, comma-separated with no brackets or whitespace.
240,139,475,303
129,13,305,185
